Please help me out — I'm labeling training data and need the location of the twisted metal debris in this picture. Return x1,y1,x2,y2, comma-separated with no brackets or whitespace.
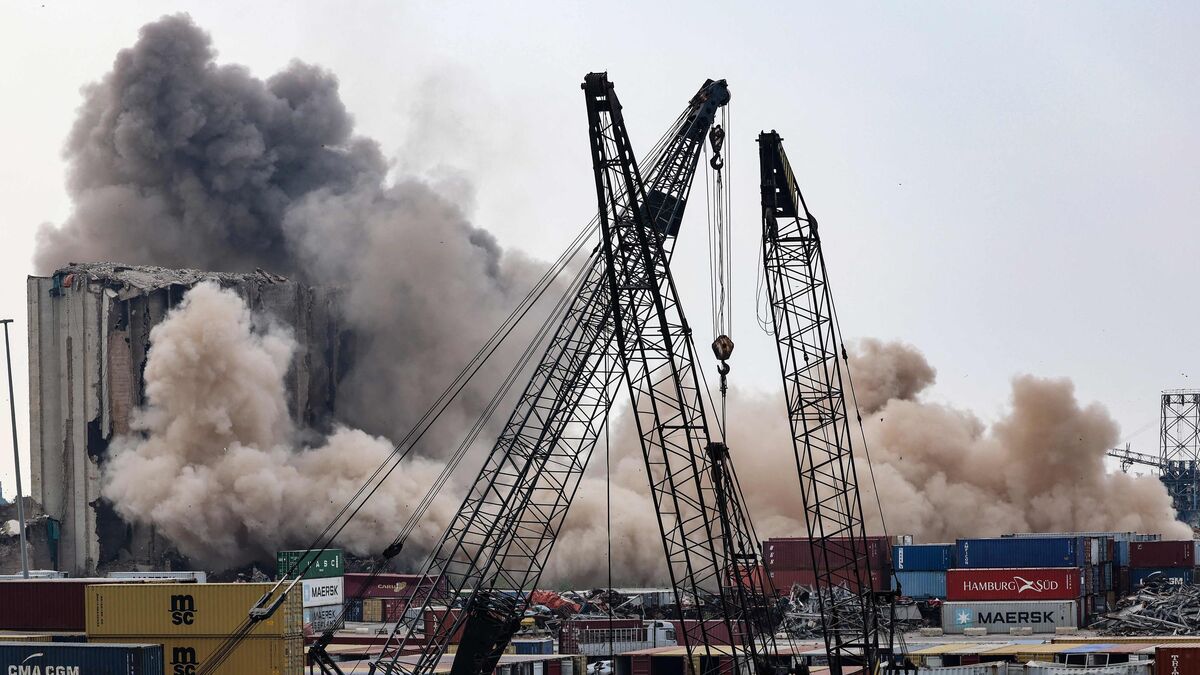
1092,580,1200,635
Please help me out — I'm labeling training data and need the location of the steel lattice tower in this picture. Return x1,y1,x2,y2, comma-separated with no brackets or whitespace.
1161,390,1200,529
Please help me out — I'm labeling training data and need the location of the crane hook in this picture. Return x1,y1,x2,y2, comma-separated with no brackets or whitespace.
709,125,726,171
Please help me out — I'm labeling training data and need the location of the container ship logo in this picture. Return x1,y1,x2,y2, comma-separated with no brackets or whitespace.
955,609,973,626
1013,576,1040,593
11,652,83,675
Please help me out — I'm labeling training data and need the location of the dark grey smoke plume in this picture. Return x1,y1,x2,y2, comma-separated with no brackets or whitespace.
36,15,383,275
36,14,542,448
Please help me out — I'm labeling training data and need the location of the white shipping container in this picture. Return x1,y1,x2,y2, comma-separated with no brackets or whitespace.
302,576,345,607
1023,661,1150,675
941,600,1077,634
107,570,208,583
304,604,344,632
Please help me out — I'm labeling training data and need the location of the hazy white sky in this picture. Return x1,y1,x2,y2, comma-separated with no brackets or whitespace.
1,1,1198,496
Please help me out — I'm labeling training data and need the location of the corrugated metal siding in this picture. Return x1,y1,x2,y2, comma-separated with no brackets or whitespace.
946,568,1081,601
767,568,888,592
1130,567,1195,587
892,571,946,599
86,583,302,637
1129,541,1194,568
92,635,303,675
956,537,1081,568
763,536,891,572
0,641,163,674
941,600,1077,634
1157,645,1200,675
893,544,954,571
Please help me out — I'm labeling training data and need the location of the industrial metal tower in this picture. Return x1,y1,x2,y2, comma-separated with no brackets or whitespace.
1161,390,1200,529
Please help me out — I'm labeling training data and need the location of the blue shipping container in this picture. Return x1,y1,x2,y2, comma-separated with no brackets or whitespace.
0,642,163,674
956,537,1082,569
345,598,364,622
512,638,554,655
1130,567,1194,588
893,544,954,571
892,571,947,599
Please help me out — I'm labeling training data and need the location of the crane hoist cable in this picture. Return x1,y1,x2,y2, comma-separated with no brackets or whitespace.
707,105,733,439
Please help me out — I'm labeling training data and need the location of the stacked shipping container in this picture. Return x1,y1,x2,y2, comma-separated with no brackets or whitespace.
86,583,304,675
949,537,1090,631
762,536,891,592
1127,540,1198,595
891,544,953,599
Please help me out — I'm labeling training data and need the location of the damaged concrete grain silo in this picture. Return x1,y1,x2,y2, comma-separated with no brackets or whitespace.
24,262,349,575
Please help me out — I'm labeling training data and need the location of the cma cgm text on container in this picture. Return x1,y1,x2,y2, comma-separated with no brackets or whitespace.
946,568,1081,601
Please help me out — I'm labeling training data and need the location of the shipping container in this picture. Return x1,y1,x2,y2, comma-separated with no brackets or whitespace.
344,573,448,600
303,605,344,633
892,571,946,599
946,568,1081,601
108,571,208,583
671,620,733,645
423,607,466,645
559,618,643,654
362,597,408,623
955,537,1081,569
511,637,555,655
301,576,345,608
344,598,364,622
1129,540,1194,568
940,600,1077,634
1157,644,1200,675
91,635,303,675
766,568,888,592
276,548,344,580
893,544,954,571
1130,567,1195,588
1025,662,1150,675
0,578,182,632
0,641,163,674
86,583,302,637
763,536,890,573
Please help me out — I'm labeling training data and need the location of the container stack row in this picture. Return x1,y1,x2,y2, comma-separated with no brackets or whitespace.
1123,539,1199,595
761,536,892,592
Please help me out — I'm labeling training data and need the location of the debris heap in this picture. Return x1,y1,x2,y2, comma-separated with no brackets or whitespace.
1092,580,1200,635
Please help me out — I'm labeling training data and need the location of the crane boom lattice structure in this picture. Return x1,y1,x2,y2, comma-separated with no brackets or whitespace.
1161,390,1200,528
757,131,886,675
585,72,782,675
368,76,759,675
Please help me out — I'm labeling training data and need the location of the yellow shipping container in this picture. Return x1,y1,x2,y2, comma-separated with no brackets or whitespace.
363,598,382,623
91,635,304,675
87,583,302,638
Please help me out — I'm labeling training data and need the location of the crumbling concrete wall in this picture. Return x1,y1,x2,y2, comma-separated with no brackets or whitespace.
26,263,348,575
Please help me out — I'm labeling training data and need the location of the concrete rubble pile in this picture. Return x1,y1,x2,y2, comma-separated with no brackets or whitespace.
1092,579,1200,635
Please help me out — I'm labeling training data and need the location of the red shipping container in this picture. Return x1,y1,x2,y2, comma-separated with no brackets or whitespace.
767,568,887,592
423,606,466,644
345,573,447,600
0,578,185,632
1130,541,1194,568
946,568,1081,601
672,619,735,645
1156,644,1200,675
763,536,890,573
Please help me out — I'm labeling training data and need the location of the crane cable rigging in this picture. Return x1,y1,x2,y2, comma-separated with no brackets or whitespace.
706,104,734,438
